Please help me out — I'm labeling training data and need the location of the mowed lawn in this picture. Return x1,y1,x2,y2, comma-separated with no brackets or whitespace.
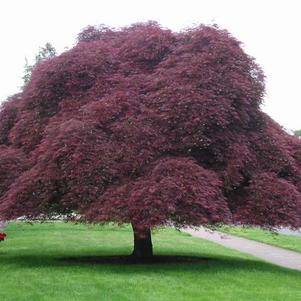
220,226,301,253
0,222,300,301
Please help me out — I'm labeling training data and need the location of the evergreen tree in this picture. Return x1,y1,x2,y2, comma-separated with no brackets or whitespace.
22,42,56,86
294,129,301,138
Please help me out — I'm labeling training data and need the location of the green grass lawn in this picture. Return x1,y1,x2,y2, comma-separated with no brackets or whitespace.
0,222,300,301
219,225,301,253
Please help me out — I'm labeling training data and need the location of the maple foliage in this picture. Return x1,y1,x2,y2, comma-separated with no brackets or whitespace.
1,21,301,236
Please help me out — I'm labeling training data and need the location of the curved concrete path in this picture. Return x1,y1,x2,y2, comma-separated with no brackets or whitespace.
183,227,301,272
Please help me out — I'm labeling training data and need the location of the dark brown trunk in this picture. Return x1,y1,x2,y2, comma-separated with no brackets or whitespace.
131,224,153,258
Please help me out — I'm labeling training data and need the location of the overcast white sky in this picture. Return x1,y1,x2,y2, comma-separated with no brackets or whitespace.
0,0,300,130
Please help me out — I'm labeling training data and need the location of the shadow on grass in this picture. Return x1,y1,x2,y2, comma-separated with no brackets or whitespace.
59,255,211,265
1,252,300,276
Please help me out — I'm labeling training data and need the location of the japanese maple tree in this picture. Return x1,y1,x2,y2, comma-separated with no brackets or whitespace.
1,22,301,258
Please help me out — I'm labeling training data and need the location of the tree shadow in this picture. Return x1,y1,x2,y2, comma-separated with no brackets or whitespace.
1,253,300,276
59,255,211,265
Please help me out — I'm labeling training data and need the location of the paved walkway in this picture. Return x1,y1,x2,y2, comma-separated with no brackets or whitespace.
183,227,301,272
278,227,301,237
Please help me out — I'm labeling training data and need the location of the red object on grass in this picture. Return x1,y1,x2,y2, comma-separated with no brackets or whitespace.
0,233,6,241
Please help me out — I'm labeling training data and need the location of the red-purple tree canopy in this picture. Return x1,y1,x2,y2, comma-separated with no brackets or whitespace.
1,22,301,257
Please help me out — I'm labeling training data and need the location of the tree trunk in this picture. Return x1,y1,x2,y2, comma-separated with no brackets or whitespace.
131,224,153,259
